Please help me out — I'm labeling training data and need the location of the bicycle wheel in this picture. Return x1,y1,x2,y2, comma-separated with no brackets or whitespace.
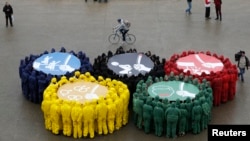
108,34,120,44
125,34,136,44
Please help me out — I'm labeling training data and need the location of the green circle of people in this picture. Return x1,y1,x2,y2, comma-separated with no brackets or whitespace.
148,81,199,101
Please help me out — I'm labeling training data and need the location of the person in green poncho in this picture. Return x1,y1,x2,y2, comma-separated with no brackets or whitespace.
165,102,180,138
142,99,153,134
153,102,164,136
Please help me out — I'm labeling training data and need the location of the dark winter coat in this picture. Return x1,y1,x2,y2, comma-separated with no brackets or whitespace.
3,4,13,16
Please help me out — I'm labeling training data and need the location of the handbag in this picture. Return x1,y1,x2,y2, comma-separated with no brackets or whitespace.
11,15,14,21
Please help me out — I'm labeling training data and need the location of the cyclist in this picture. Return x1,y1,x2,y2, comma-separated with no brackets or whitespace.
113,18,130,43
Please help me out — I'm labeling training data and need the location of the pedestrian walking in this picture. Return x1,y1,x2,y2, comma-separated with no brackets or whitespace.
237,51,249,82
3,2,13,27
214,0,222,21
185,0,192,15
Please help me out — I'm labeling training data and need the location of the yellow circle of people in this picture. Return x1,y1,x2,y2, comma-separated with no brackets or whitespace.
41,71,130,138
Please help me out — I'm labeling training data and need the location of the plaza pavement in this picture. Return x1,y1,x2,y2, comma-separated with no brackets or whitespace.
0,0,250,141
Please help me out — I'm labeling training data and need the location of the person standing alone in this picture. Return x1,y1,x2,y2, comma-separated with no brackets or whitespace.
204,0,211,19
185,0,192,15
214,0,222,21
3,2,13,27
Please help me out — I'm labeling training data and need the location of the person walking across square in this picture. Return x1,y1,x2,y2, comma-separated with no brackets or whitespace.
3,2,13,27
185,0,192,15
237,51,249,82
214,0,222,21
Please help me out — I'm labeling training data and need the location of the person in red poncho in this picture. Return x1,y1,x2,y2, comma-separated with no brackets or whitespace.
221,70,229,103
212,73,223,106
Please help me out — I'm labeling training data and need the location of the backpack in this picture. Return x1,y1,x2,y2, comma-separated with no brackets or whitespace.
126,22,131,28
246,56,250,66
124,20,131,28
235,51,243,61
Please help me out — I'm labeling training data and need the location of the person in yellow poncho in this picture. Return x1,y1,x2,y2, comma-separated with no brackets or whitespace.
82,101,95,138
71,102,83,138
95,97,108,135
50,100,62,134
61,100,72,136
106,98,116,134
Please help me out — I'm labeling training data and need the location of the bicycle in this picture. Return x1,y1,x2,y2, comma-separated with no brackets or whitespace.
108,30,136,44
